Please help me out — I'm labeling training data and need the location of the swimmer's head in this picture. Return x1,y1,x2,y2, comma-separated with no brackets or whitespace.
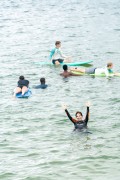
63,64,68,71
19,75,24,80
55,41,61,48
107,62,113,69
75,111,83,121
40,77,45,84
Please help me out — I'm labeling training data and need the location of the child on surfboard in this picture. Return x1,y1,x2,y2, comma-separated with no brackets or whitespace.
70,62,119,77
49,41,71,65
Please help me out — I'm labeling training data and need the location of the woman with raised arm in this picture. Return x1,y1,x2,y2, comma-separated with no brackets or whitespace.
62,102,90,131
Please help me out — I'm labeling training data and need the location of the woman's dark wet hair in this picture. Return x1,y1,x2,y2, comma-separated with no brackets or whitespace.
75,111,83,117
19,75,24,80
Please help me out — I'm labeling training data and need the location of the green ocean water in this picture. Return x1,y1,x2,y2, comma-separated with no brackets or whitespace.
0,0,120,179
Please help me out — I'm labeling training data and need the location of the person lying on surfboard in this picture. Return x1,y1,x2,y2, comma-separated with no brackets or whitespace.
49,41,71,65
70,62,119,77
62,102,90,131
14,76,29,96
60,65,81,78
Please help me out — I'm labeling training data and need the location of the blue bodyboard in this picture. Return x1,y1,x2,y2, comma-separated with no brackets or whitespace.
16,89,32,98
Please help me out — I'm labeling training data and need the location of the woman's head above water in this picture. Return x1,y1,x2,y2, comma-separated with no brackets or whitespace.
75,111,83,121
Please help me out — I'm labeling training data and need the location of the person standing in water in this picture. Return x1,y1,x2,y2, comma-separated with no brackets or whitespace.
14,76,29,96
49,41,71,65
34,78,48,89
60,64,81,78
62,102,90,131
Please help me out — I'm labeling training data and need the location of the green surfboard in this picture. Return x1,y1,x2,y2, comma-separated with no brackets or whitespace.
71,71,120,77
34,60,93,66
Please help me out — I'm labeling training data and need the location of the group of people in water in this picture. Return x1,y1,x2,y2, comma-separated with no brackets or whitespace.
14,76,47,96
13,41,119,132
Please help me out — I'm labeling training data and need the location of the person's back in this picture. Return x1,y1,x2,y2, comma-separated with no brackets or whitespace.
17,75,29,88
60,64,78,78
18,79,29,88
34,78,48,89
60,71,73,78
14,75,29,96
35,84,48,89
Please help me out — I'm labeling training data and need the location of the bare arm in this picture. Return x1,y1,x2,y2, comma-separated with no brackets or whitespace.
70,67,86,73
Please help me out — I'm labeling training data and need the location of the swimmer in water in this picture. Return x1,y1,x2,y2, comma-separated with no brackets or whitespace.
62,102,90,131
60,64,81,78
34,77,48,89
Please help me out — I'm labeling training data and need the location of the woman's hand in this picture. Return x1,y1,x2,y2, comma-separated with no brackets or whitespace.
85,101,91,107
62,103,67,110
